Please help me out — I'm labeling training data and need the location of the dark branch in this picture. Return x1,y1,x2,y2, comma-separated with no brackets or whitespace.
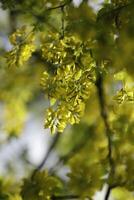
49,126,91,174
95,62,114,200
104,183,120,200
104,185,112,200
31,133,60,178
60,5,65,39
52,195,79,199
9,10,17,33
97,2,133,21
47,0,72,11
95,64,113,169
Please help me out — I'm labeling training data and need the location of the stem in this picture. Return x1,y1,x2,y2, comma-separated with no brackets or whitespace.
50,126,91,174
52,195,79,199
47,0,72,11
95,62,114,200
9,10,17,33
31,133,60,178
104,185,111,200
97,2,133,21
96,65,113,169
61,6,65,39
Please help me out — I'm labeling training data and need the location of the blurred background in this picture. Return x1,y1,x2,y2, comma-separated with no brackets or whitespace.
0,0,104,179
0,0,134,199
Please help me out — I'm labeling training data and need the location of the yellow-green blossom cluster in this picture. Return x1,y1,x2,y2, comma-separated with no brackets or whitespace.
8,194,22,200
21,171,62,200
114,88,134,104
41,34,96,133
6,26,36,67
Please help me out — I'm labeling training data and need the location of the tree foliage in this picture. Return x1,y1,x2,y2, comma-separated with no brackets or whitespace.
0,0,134,199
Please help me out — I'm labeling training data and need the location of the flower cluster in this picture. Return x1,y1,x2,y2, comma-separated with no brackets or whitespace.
6,26,36,67
41,34,96,133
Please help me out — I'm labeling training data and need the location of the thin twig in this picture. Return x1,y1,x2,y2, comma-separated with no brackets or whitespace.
47,0,72,11
104,185,112,200
9,10,17,33
95,62,114,200
49,126,91,174
97,2,133,21
61,6,65,39
52,195,79,199
31,133,60,178
95,68,113,168
104,183,120,200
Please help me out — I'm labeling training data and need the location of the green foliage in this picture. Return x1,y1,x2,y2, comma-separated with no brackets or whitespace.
68,125,107,198
112,187,134,200
8,194,22,200
0,63,42,136
21,171,62,200
114,88,134,104
109,103,134,189
41,34,96,133
0,0,134,199
0,177,21,200
6,26,36,68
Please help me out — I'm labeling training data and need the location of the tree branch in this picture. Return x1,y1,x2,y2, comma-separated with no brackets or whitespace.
52,195,79,199
60,5,65,39
47,0,72,11
104,185,112,200
95,68,113,168
50,126,91,174
97,2,133,21
95,62,114,200
31,133,60,178
9,10,17,33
